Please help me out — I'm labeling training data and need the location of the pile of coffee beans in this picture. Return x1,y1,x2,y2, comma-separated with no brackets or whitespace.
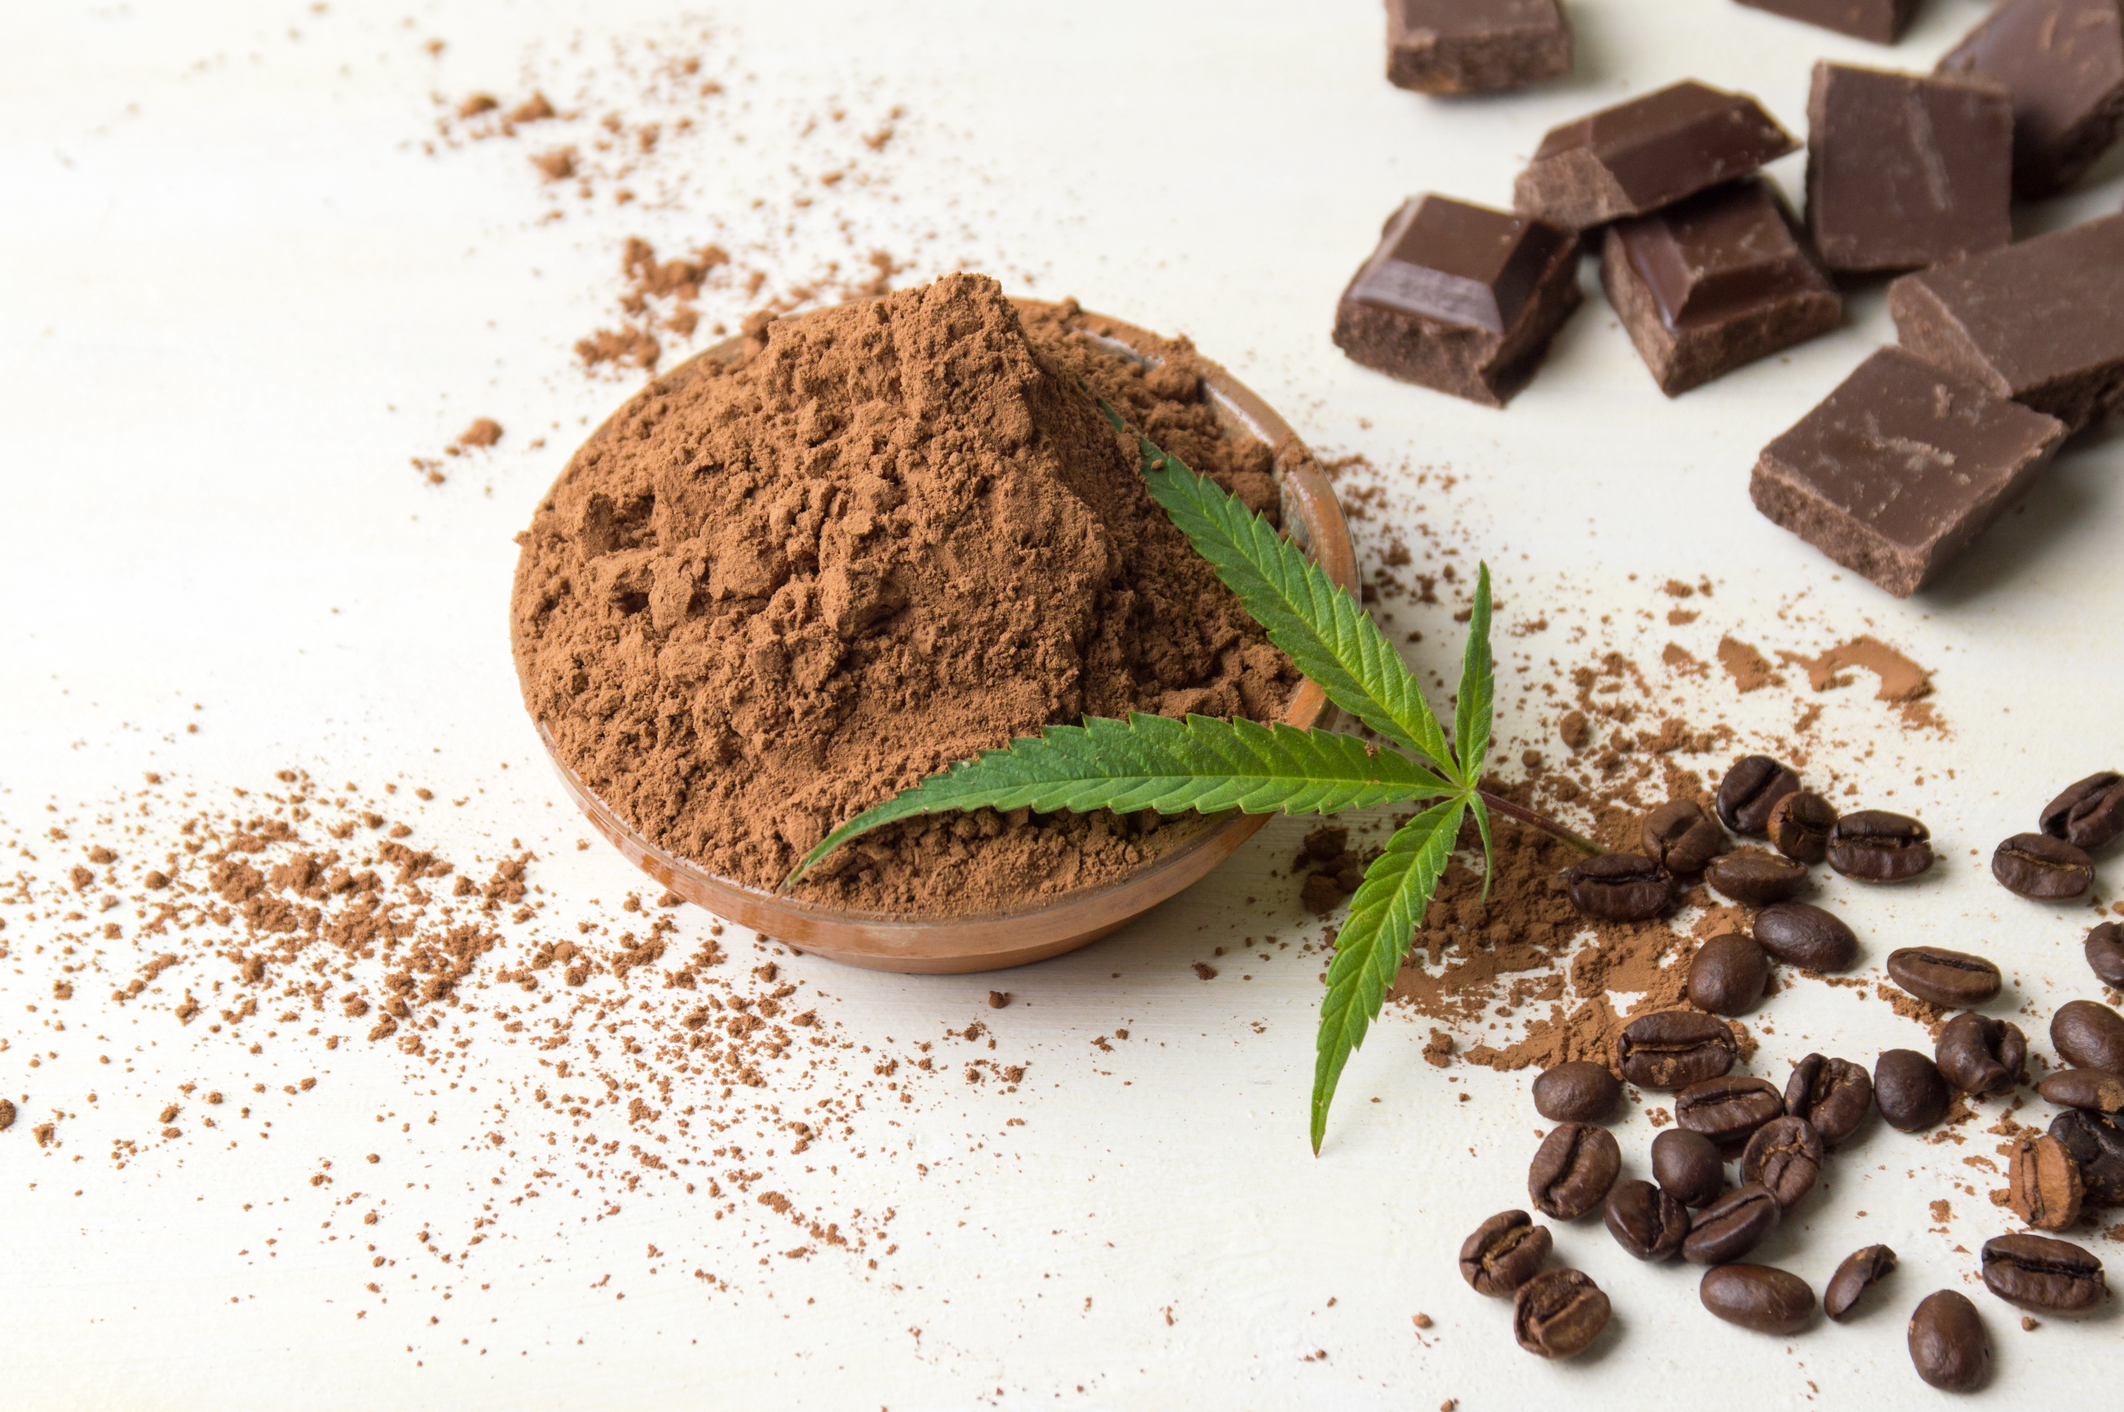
1993,772,2124,901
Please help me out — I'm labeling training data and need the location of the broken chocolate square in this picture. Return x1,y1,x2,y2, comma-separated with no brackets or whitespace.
1332,194,1582,407
1600,179,1842,396
1514,81,1799,231
1936,0,2124,198
1385,0,1573,95
1805,62,2014,273
1750,347,2066,597
1733,0,1920,44
1888,213,2124,434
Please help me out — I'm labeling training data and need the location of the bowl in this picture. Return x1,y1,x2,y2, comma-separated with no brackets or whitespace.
534,298,1359,973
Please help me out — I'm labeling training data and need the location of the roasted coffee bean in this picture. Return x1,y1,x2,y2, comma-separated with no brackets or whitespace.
1908,1290,1988,1392
2051,999,2124,1072
1874,1049,1952,1132
2087,921,2124,989
1564,852,1673,921
1979,1233,2108,1313
1675,1076,1785,1146
2008,1131,2084,1232
1683,1183,1780,1265
1992,832,2093,900
1823,1243,1896,1322
2037,1068,2124,1113
1603,1178,1687,1262
1933,1013,2026,1098
2041,771,2124,851
1766,791,1836,864
1705,847,1810,906
1699,1263,1814,1334
1527,1122,1620,1220
1687,933,1769,1015
1651,1127,1725,1208
1740,1116,1822,1208
1753,902,1858,972
1826,810,1933,881
1616,1010,1736,1090
1512,1267,1610,1359
1642,798,1729,874
2050,1109,2124,1206
1717,755,1800,835
1458,1210,1553,1296
1784,1054,1872,1147
1885,946,2002,1007
1531,1061,1620,1124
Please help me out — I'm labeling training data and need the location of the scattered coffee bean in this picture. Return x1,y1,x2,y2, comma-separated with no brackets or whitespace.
1992,832,2093,900
1753,902,1858,971
1604,1178,1688,1262
1687,933,1769,1015
1979,1233,2108,1313
1766,791,1836,864
1683,1183,1780,1265
1874,1049,1952,1132
1616,1010,1736,1090
1531,1061,1620,1124
1642,798,1729,874
1826,810,1933,881
1717,755,1800,835
1741,1116,1823,1208
1458,1210,1553,1296
1564,852,1673,921
1933,1012,2026,1098
1705,847,1810,906
1676,1075,1785,1146
1885,946,2002,1007
2008,1131,2084,1232
1823,1243,1896,1322
1512,1267,1610,1359
1908,1290,1988,1392
2040,771,2124,851
1528,1122,1621,1220
2037,1068,2124,1113
2049,1108,2124,1205
1700,1263,1814,1334
1651,1127,1725,1208
2086,921,2124,989
1784,1053,1873,1147
2051,999,2124,1072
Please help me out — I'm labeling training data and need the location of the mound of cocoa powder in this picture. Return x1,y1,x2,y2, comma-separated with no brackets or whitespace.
511,274,1305,914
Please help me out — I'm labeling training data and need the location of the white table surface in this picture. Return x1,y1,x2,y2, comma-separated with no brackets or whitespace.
5,1,2122,1407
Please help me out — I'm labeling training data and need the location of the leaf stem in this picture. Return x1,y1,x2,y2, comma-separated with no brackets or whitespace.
1473,789,1606,857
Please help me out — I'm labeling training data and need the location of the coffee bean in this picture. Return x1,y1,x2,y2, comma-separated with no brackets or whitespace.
1700,1263,1814,1334
1933,1013,2026,1098
1458,1210,1553,1296
2041,771,2124,851
1766,791,1836,865
1885,946,2002,1007
1687,933,1769,1015
2050,1109,2124,1205
1826,810,1933,882
2008,1131,2084,1232
1683,1182,1779,1265
1530,1061,1620,1124
1992,832,2093,900
2086,921,2124,989
1512,1267,1610,1359
2051,999,2124,1072
1527,1121,1620,1220
1908,1290,1988,1391
1785,1053,1873,1147
1717,755,1799,835
1740,1116,1822,1208
1675,1076,1785,1146
2037,1068,2124,1113
1874,1049,1952,1132
1651,1127,1725,1208
1642,798,1728,874
1705,847,1810,906
1753,902,1858,972
1979,1233,2108,1313
1603,1178,1687,1262
1616,1010,1736,1091
1564,852,1672,922
1823,1243,1896,1321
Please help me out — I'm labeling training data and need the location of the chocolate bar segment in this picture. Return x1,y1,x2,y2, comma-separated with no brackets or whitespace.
1937,0,2124,198
1888,213,2124,434
1600,179,1842,396
1805,63,2013,274
1386,0,1573,95
1750,347,2066,597
1514,81,1799,231
1733,0,1921,44
1332,195,1582,406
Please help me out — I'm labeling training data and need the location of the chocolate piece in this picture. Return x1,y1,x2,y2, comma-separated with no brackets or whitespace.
1887,215,2124,435
1514,81,1798,232
1332,194,1582,407
1734,0,1920,44
1749,347,2066,597
1600,179,1841,396
1386,0,1573,95
1937,0,2124,198
1805,62,2013,274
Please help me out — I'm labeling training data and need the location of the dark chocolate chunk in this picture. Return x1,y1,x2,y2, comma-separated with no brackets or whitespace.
1386,0,1573,95
1600,178,1841,396
1805,62,2013,275
1332,194,1582,407
1888,214,2124,436
1734,0,1919,44
1749,347,2066,598
1513,81,1798,232
1937,0,2124,198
